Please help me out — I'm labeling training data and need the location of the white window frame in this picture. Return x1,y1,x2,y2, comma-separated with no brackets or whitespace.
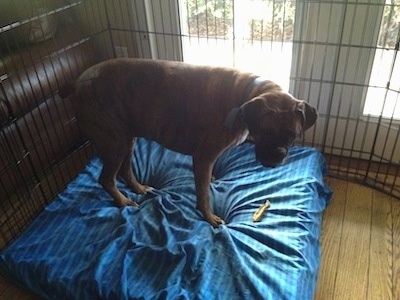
131,0,183,61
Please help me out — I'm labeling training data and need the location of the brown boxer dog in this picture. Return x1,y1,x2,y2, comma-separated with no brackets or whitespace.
66,58,317,227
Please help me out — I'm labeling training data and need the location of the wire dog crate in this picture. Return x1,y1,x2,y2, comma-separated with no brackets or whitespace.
1,0,399,249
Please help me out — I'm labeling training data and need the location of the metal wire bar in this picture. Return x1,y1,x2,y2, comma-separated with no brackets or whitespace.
1,0,400,248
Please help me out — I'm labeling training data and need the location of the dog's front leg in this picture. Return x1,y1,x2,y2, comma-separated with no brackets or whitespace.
192,157,225,227
118,138,153,195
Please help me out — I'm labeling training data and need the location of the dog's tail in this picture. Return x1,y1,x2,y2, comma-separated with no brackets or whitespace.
58,81,76,98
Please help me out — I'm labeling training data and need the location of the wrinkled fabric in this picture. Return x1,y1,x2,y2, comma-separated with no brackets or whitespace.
0,138,332,300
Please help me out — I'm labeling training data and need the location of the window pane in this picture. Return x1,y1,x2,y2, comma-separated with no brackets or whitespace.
363,86,400,119
377,1,400,49
363,0,400,120
180,0,295,90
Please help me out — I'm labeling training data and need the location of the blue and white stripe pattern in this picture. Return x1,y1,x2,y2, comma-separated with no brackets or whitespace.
0,138,332,299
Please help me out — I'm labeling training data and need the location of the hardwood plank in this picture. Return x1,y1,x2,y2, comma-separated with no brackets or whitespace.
315,178,348,299
367,190,393,300
333,182,373,299
393,198,400,299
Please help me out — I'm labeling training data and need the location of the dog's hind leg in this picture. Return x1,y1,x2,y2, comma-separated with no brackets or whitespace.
118,138,152,195
97,139,140,207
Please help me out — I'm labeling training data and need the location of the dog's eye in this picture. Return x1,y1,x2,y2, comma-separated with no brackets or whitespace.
259,129,276,139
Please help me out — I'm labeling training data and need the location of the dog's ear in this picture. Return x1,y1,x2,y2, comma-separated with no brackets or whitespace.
240,97,276,132
297,101,318,131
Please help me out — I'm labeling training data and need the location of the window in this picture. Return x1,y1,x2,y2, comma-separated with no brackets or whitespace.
363,0,400,120
132,0,400,162
179,0,295,90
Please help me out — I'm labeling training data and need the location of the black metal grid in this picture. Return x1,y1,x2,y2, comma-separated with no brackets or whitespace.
1,0,399,249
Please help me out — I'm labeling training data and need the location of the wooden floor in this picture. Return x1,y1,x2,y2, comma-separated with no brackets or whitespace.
1,177,399,299
315,177,400,300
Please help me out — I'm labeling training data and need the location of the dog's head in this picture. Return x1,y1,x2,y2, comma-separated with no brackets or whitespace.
241,91,318,167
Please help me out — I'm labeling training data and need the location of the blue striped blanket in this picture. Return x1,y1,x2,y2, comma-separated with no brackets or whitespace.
0,138,332,299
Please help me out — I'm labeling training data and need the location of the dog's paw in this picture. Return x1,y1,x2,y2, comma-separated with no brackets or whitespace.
198,207,225,227
133,183,154,195
126,199,140,208
115,197,139,208
206,214,225,228
144,185,155,193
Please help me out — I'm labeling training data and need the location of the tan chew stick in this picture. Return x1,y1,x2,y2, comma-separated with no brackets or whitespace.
252,200,271,222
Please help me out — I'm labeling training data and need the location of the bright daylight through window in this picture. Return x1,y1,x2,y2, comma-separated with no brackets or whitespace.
363,0,400,120
180,0,400,120
180,0,294,91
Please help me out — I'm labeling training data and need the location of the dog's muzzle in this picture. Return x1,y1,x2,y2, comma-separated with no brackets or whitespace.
255,146,289,168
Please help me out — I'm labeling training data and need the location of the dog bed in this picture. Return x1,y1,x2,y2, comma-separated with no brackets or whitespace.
0,138,332,299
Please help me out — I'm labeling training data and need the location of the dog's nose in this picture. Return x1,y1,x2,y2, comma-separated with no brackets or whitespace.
258,147,288,167
261,161,280,168
271,147,287,162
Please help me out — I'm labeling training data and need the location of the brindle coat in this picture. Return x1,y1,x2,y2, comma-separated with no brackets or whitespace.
69,58,318,227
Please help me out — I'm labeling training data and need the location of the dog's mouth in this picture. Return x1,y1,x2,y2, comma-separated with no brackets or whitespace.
256,146,289,168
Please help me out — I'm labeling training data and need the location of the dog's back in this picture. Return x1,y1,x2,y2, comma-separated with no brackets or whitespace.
74,58,256,155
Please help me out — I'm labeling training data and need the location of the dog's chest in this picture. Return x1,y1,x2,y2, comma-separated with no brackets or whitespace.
235,129,249,146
